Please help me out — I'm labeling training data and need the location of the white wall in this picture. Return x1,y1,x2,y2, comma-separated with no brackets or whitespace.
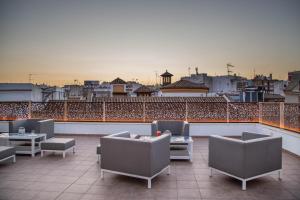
257,124,300,156
0,121,299,156
0,91,32,101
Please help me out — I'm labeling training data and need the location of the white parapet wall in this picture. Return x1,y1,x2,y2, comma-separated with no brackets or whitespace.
257,124,300,156
0,121,299,156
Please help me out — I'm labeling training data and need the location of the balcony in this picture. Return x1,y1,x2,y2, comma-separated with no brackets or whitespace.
0,97,299,200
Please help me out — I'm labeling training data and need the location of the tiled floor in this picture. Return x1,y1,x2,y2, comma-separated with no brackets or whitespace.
0,136,299,200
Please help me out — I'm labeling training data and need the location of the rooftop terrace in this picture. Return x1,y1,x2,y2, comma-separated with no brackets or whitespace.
0,135,299,200
0,98,299,200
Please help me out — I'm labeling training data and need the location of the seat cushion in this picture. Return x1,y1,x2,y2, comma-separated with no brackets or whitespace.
0,146,15,160
41,138,75,151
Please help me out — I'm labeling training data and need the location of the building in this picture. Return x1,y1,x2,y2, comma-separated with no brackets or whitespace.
92,83,112,99
160,70,173,86
134,85,153,96
41,86,65,101
242,86,264,102
110,77,128,96
83,80,100,101
159,79,209,97
284,71,300,103
263,93,285,102
0,83,43,102
252,74,275,93
126,81,142,97
64,84,85,100
182,68,248,94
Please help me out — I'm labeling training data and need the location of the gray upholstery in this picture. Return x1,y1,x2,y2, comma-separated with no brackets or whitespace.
209,134,282,179
41,138,75,151
241,132,269,141
101,131,170,178
151,120,189,137
97,144,101,155
0,146,15,160
9,119,54,139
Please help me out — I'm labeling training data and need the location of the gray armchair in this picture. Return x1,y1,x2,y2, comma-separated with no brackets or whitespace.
151,120,189,137
100,131,171,188
9,119,54,139
209,132,282,190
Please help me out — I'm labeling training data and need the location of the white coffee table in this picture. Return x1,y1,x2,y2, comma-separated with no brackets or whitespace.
0,133,47,157
170,136,193,161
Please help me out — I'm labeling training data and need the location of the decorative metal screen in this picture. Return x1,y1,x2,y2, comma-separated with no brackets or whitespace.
105,102,144,122
0,100,299,133
228,103,259,122
0,102,29,120
187,102,227,122
31,102,64,120
67,102,103,121
145,102,186,122
284,103,300,132
261,102,280,127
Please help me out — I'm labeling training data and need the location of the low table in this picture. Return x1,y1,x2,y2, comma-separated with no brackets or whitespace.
0,133,47,157
170,136,193,161
139,135,193,161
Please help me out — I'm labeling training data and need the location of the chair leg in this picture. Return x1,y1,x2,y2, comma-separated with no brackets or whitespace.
41,151,44,157
242,180,246,190
97,155,100,163
13,155,16,163
278,170,282,180
167,166,171,175
100,169,104,179
209,167,212,177
147,179,151,189
63,152,66,158
73,147,75,154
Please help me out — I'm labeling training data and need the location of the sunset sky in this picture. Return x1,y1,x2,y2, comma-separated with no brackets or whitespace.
0,0,299,86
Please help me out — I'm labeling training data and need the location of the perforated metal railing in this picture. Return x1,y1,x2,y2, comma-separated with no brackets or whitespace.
0,98,299,133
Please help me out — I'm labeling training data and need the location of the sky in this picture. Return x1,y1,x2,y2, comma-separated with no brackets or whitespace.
0,0,300,86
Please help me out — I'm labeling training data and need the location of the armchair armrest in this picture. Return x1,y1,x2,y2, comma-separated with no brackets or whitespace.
183,121,189,137
37,119,54,139
150,134,171,176
242,132,269,141
101,137,152,177
151,121,158,136
244,136,282,178
209,135,245,178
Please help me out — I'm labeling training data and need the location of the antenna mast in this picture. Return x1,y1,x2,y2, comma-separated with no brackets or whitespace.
28,74,37,84
226,63,234,76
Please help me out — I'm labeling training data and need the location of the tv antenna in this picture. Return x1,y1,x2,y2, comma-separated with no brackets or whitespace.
226,63,235,76
28,74,37,83
154,71,158,86
188,67,191,76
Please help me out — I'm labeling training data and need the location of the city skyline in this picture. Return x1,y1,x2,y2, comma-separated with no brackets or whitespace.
1,0,300,85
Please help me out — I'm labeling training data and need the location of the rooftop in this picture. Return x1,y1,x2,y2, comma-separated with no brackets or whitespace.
160,70,174,77
161,79,209,90
0,135,299,200
110,78,127,85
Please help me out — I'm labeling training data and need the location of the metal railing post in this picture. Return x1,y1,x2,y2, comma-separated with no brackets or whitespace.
143,101,146,122
28,101,32,119
279,102,285,129
226,102,230,123
185,101,188,122
63,101,67,121
259,102,262,123
103,101,106,122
